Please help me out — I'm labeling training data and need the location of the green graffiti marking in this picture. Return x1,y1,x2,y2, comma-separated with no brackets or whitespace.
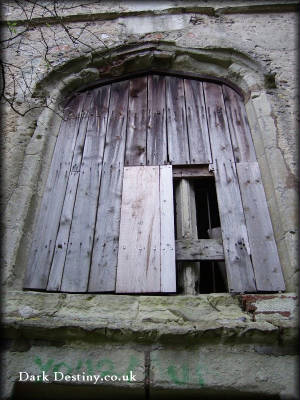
96,359,115,377
196,363,205,387
52,361,73,374
124,355,139,377
34,357,54,373
167,363,189,385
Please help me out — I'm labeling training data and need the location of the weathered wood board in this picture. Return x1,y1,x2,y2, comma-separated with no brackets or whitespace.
184,79,212,164
173,165,213,179
160,165,176,292
222,85,256,163
116,166,161,293
175,179,199,294
47,93,95,291
166,76,190,164
237,162,285,291
88,80,129,292
147,75,167,165
214,159,257,293
125,76,147,166
60,87,110,292
203,82,256,293
176,239,224,261
24,94,87,289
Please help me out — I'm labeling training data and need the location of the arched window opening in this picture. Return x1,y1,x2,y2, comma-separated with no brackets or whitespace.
24,73,285,294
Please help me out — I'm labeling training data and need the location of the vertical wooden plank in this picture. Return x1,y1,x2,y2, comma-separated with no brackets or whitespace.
147,75,167,165
55,87,110,292
24,94,87,289
116,166,161,293
203,82,256,293
184,79,212,164
222,85,257,163
160,165,176,292
214,160,256,293
46,92,94,291
88,80,129,292
125,76,147,166
166,76,190,165
236,162,285,291
175,179,199,295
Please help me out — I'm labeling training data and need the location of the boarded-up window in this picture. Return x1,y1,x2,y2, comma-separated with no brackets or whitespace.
24,73,285,294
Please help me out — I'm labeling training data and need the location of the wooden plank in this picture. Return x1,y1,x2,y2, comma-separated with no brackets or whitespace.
203,82,256,293
214,159,256,293
88,80,129,292
46,92,94,291
236,162,285,291
184,79,212,164
166,76,190,165
173,165,213,179
160,165,176,292
176,239,224,261
175,179,199,294
125,76,147,166
59,87,111,292
203,82,235,162
147,75,167,165
24,94,87,289
116,166,161,293
222,85,256,163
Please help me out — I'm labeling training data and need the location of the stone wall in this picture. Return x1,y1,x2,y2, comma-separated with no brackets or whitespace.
2,1,298,399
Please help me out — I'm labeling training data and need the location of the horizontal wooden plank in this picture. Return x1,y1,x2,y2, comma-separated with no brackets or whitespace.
173,166,213,179
176,239,224,261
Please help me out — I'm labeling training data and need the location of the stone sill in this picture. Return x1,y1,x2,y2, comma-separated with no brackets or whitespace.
3,291,298,346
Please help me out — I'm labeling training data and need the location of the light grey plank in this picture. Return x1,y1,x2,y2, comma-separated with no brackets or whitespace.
88,80,129,292
203,82,256,293
237,162,285,291
222,85,257,163
160,165,176,292
116,166,161,293
24,94,87,289
166,76,190,164
176,239,224,261
59,87,111,292
175,179,199,294
147,75,167,165
125,76,147,166
184,79,212,164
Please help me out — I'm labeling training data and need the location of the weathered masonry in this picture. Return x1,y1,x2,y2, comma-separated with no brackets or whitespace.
24,74,285,295
2,1,298,400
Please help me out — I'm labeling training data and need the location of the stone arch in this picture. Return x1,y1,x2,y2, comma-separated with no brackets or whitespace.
5,42,295,292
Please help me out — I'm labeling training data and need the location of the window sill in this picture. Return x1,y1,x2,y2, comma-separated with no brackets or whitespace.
3,291,297,347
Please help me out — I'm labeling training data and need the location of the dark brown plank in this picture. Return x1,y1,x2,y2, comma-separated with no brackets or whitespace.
203,82,256,293
237,162,285,291
184,79,212,164
222,85,256,163
176,239,224,261
59,87,110,292
166,76,190,165
147,75,167,165
88,80,129,292
24,94,88,289
125,77,147,166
